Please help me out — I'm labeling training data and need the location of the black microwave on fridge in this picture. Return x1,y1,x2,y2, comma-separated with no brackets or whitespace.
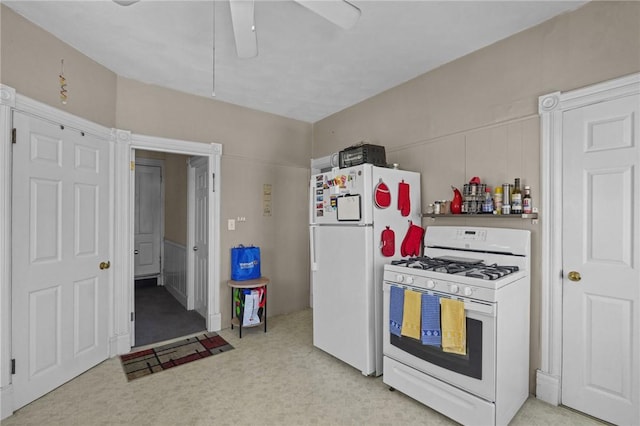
339,144,386,168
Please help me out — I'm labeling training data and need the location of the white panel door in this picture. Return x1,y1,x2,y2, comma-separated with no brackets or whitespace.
11,112,110,409
193,159,208,317
561,94,639,425
134,164,161,278
311,225,375,375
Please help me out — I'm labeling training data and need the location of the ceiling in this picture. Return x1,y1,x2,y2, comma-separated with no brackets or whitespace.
4,0,587,123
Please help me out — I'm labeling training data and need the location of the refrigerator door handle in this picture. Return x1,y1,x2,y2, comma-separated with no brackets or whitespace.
310,226,318,271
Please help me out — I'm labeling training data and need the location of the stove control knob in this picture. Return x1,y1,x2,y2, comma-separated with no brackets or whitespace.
396,274,404,283
463,287,473,296
426,280,435,289
405,276,414,284
450,284,459,294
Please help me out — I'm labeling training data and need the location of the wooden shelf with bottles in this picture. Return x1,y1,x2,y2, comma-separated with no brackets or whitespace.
422,211,538,220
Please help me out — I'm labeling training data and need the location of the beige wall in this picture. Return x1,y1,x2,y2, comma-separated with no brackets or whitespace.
115,78,312,320
312,1,640,393
162,153,190,245
1,4,313,321
313,2,640,156
0,6,117,127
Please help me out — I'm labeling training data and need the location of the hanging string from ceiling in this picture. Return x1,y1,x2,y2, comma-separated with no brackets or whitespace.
212,1,216,97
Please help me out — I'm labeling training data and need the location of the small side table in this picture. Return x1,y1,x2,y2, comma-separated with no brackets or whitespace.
227,277,269,338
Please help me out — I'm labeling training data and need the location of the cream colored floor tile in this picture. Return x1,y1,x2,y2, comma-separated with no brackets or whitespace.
3,309,603,426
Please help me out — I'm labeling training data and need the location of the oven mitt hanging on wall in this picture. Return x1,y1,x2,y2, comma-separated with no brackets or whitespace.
374,179,391,208
398,180,411,216
380,226,395,257
401,221,424,257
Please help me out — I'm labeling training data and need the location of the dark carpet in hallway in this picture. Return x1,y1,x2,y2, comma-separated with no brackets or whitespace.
134,279,206,348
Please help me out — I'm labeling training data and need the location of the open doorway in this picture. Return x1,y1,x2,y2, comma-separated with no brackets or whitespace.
116,132,222,351
133,151,206,347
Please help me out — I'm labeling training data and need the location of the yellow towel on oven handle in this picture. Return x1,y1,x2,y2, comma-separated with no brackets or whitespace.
400,289,421,340
440,298,466,355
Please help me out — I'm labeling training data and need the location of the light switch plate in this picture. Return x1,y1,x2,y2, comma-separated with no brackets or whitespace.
228,219,235,231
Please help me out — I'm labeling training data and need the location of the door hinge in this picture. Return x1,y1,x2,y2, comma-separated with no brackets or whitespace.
131,312,135,322
11,128,16,144
11,359,15,374
212,172,215,192
130,161,135,171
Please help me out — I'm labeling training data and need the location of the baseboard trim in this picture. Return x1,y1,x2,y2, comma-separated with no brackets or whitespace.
165,283,188,309
536,369,561,406
208,312,222,332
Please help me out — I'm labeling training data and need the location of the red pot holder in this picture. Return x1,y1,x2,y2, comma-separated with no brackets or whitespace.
381,226,395,257
374,179,391,209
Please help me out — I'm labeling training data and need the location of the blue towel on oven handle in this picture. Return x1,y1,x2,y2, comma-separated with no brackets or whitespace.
421,293,441,346
389,285,404,337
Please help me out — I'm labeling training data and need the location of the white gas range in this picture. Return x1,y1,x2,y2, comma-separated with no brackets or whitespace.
382,226,531,426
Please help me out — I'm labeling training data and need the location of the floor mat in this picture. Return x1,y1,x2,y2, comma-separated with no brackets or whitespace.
120,332,234,381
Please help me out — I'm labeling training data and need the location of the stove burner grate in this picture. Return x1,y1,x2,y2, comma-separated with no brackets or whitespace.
390,258,519,281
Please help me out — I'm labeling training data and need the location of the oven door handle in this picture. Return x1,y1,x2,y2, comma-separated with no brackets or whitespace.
385,283,496,317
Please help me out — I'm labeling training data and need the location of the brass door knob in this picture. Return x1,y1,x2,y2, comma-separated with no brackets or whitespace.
568,271,581,282
99,261,111,270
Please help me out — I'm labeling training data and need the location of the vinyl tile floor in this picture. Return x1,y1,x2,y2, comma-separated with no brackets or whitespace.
4,309,605,426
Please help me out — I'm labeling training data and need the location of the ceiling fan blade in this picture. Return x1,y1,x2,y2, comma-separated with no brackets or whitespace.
294,0,360,30
113,0,139,6
229,0,258,58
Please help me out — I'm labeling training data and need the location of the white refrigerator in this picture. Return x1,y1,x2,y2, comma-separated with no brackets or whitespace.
309,163,421,376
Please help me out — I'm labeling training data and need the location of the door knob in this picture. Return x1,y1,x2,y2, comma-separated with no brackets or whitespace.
193,246,198,251
567,271,581,282
99,261,111,270
134,250,139,255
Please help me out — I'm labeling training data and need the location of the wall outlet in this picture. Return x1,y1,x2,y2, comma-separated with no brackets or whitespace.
228,219,235,231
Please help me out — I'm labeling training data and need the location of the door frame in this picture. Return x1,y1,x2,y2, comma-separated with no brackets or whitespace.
536,72,640,405
133,157,165,283
113,131,222,352
0,84,115,419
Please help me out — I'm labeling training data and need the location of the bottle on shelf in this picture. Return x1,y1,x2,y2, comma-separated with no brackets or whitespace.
494,186,503,215
482,187,493,213
501,183,511,215
511,178,522,214
523,185,532,214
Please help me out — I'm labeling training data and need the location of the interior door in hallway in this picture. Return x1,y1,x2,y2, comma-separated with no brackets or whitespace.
134,163,162,278
192,157,208,317
11,112,110,409
561,93,640,425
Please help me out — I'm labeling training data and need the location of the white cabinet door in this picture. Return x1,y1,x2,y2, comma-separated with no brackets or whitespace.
11,112,110,409
134,164,161,278
561,94,640,425
311,225,375,375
